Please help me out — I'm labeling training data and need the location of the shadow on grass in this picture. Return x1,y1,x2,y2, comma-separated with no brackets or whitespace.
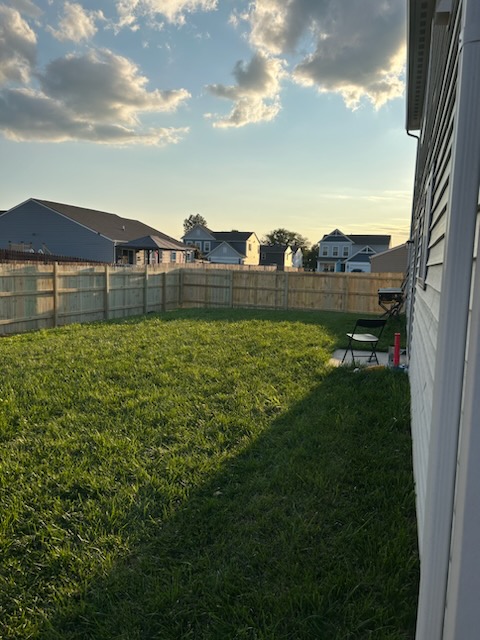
38,365,418,640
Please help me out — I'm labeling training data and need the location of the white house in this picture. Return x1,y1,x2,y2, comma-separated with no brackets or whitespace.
406,0,480,638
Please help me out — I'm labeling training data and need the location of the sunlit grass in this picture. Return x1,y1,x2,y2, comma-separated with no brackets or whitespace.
0,309,417,639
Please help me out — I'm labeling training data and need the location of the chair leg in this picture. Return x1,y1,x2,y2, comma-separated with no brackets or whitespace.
341,338,352,363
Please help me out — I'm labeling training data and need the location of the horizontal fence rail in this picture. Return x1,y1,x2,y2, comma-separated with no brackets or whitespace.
0,263,403,335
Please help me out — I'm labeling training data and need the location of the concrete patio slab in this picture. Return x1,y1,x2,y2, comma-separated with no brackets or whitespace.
330,349,389,367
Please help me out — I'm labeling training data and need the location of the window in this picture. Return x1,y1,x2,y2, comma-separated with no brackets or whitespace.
170,251,177,262
322,246,328,256
332,246,339,257
194,241,202,249
204,241,211,252
248,243,252,251
343,246,349,257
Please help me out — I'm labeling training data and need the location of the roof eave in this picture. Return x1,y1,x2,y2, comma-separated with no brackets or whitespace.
406,0,436,131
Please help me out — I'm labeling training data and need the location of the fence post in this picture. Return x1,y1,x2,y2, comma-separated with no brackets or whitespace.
178,269,184,308
144,264,149,314
229,271,234,307
53,261,59,327
104,264,110,320
284,272,289,310
162,271,167,312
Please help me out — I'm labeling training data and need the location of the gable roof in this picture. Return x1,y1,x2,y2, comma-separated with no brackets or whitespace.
348,234,391,246
213,231,255,242
321,229,353,243
261,244,291,254
30,199,173,243
182,224,216,240
119,235,190,251
207,241,245,258
346,246,376,263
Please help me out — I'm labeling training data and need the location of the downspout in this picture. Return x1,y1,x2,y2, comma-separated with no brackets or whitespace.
415,1,480,638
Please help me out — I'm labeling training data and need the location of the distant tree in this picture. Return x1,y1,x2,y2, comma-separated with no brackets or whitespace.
183,214,208,234
303,243,319,271
263,228,309,249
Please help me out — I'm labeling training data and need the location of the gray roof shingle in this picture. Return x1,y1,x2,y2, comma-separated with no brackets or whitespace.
35,199,184,245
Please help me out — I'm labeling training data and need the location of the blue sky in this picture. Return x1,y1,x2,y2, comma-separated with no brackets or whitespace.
0,0,416,247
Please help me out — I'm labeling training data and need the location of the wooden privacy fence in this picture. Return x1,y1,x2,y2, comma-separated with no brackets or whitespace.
0,263,403,335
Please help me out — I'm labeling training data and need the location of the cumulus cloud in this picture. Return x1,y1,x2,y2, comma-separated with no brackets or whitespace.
243,0,406,109
38,50,190,122
0,5,37,85
115,0,217,29
206,53,285,128
47,2,105,43
5,0,42,19
0,49,191,145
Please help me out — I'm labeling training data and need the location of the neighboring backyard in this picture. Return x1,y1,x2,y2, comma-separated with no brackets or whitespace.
0,309,418,639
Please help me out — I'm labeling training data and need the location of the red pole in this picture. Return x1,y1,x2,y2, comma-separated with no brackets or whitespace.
394,332,401,367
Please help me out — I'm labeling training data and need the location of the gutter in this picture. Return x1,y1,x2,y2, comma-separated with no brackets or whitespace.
415,0,480,638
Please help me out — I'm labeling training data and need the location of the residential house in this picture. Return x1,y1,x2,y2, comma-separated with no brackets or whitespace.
259,244,293,269
316,229,391,272
406,0,480,637
0,199,192,264
292,246,304,268
370,243,408,274
183,225,260,265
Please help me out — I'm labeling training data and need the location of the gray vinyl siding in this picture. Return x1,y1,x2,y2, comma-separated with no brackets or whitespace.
408,7,460,553
0,201,114,262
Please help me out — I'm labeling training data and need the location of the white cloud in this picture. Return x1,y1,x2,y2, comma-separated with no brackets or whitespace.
206,53,285,128
38,49,191,123
243,0,406,109
5,0,42,19
115,0,217,29
0,5,37,85
47,2,105,43
0,48,191,145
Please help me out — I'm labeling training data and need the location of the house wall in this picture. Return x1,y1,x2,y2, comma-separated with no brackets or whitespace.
408,9,459,552
182,226,214,255
319,240,351,261
0,200,115,262
406,0,480,636
370,245,408,273
208,243,242,264
243,234,260,265
345,260,371,273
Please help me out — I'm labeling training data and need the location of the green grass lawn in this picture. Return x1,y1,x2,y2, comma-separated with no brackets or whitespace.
0,309,417,639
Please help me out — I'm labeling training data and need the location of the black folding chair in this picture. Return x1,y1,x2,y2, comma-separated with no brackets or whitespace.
341,318,387,365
